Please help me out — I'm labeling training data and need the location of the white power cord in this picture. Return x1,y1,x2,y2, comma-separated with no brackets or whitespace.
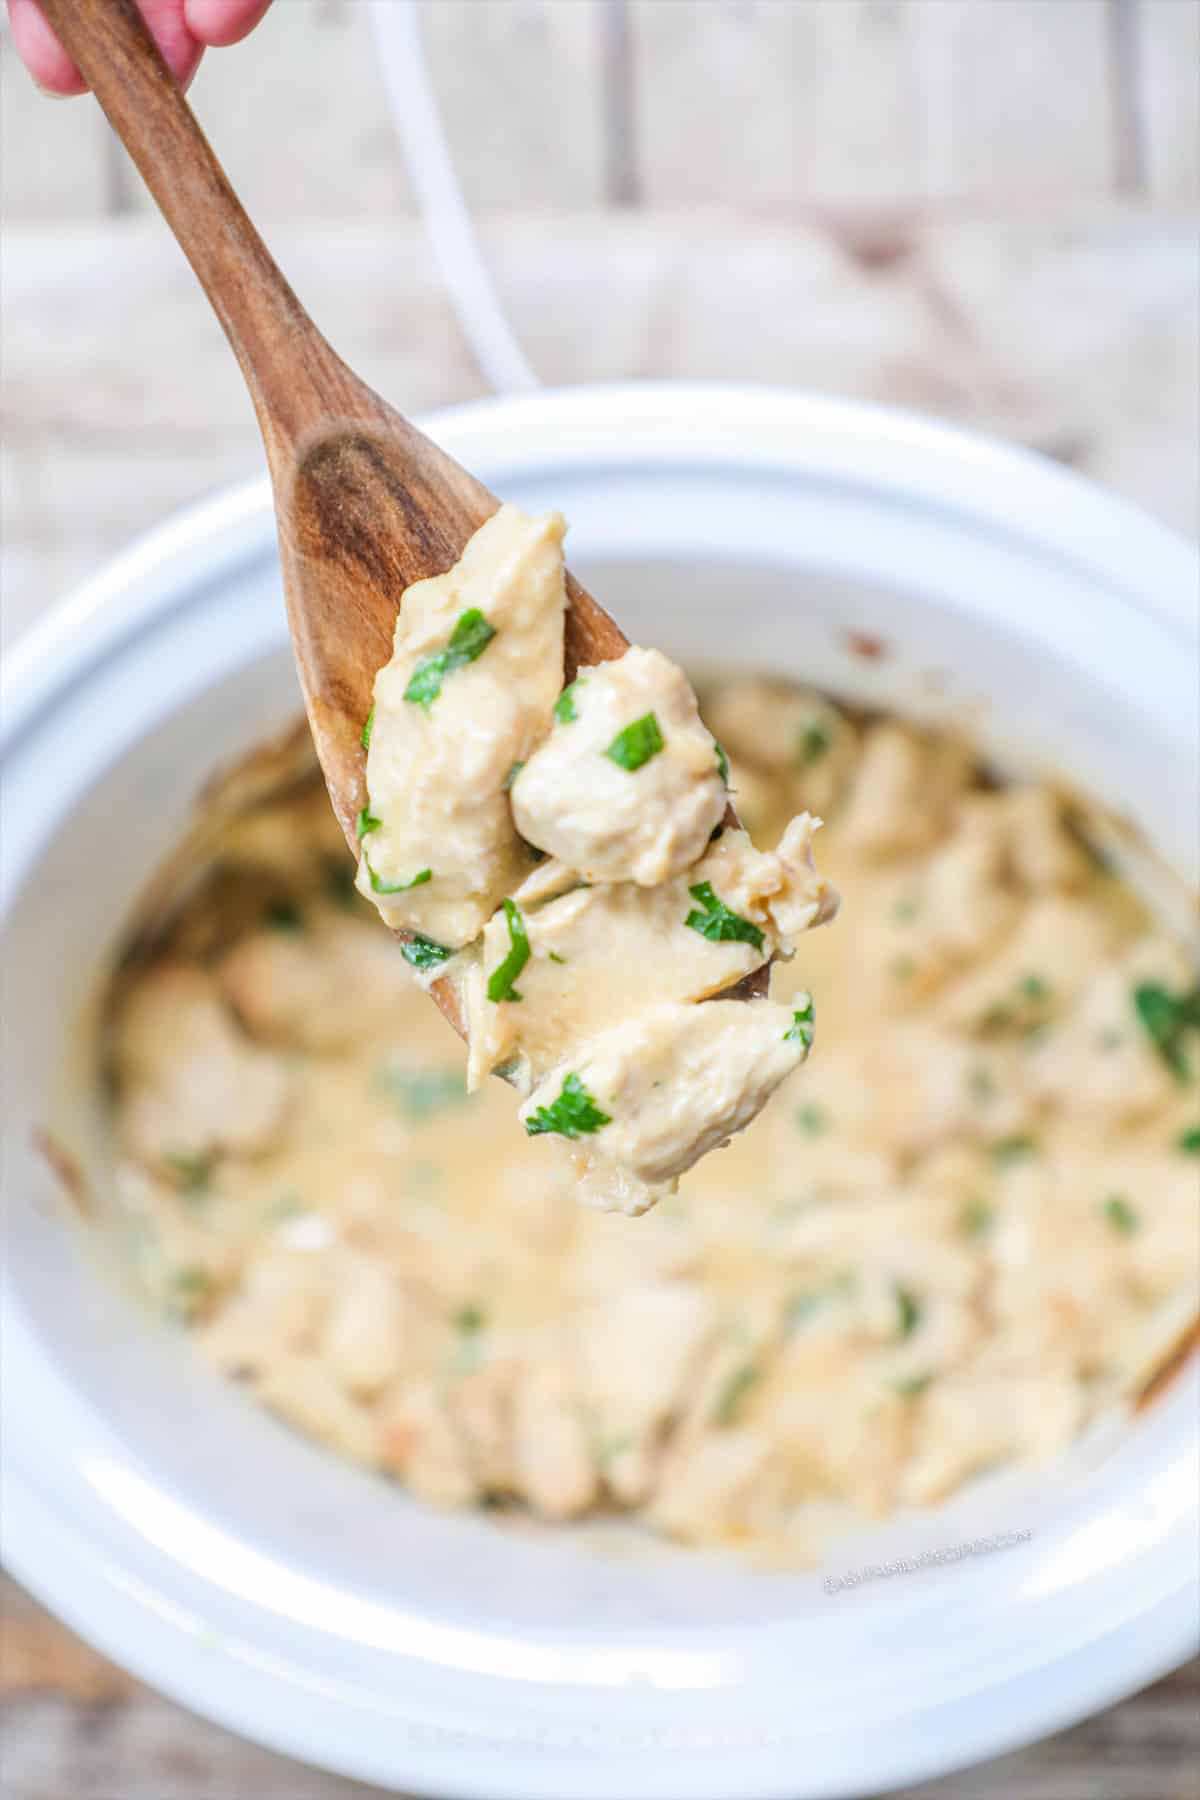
368,0,540,397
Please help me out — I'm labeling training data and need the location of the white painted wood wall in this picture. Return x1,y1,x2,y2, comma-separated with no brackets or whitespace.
5,0,1199,224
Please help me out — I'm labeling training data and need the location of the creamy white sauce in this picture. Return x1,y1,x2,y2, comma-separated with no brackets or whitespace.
104,685,1200,1564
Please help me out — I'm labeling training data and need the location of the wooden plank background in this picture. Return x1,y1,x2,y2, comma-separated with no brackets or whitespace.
4,0,1199,222
2,1,1198,1795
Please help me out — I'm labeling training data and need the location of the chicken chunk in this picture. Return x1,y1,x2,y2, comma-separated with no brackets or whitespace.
113,963,291,1169
511,647,726,885
217,914,417,1052
838,722,971,859
357,505,566,947
704,679,859,817
520,997,819,1214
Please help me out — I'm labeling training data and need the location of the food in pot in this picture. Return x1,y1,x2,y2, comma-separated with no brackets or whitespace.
103,680,1200,1565
357,506,838,1213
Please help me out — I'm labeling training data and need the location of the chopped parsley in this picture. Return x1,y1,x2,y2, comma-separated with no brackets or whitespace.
605,712,665,772
714,739,730,786
712,1360,761,1426
554,680,581,723
784,992,815,1051
892,895,921,924
783,1272,855,1332
891,1372,932,1398
263,898,304,932
404,608,496,709
366,861,431,896
1019,973,1051,1003
990,1134,1037,1170
894,1284,923,1339
1177,1125,1200,1155
165,1152,214,1199
1103,1194,1139,1235
1132,980,1200,1082
962,1197,994,1238
452,1305,486,1373
361,705,375,750
547,950,567,965
323,855,357,909
356,807,381,839
797,718,832,765
683,881,765,951
967,1064,996,1104
169,1265,213,1320
596,1431,635,1468
502,760,525,792
375,1064,469,1122
891,954,916,982
487,898,531,1003
794,1102,828,1136
524,1072,611,1139
401,933,453,973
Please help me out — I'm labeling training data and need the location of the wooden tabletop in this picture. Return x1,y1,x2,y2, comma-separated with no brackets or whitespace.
2,2,1197,1794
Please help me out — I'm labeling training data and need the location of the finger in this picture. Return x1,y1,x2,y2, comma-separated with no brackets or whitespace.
137,0,204,87
8,0,205,95
184,0,272,49
6,0,88,95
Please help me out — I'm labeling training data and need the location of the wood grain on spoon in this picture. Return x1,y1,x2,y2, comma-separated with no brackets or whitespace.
39,0,766,1032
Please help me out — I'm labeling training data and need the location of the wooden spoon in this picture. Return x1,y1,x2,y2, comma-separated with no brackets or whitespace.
38,0,765,1029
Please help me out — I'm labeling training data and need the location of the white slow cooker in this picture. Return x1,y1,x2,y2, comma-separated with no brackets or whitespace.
2,385,1197,1799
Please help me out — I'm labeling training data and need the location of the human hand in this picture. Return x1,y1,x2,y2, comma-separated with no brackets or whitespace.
7,0,272,96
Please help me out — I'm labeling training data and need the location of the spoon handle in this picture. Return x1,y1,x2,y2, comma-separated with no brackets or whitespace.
36,0,340,442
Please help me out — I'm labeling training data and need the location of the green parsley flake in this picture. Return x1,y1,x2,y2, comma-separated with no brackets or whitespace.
1019,973,1051,1003
1133,980,1200,1082
894,1284,923,1339
962,1197,994,1238
323,856,357,909
367,860,431,896
169,1265,214,1320
784,992,815,1051
892,895,921,924
712,1360,761,1426
263,898,304,932
783,1272,854,1332
605,712,665,772
375,1064,469,1122
360,705,375,750
524,1072,611,1140
794,1102,828,1136
404,608,496,709
1177,1125,1200,1154
684,881,765,951
401,934,453,973
554,680,581,723
714,739,730,786
990,1134,1037,1170
891,1372,933,1398
487,898,531,1003
165,1152,214,1199
891,954,916,982
596,1431,634,1468
797,719,832,765
452,1305,486,1373
502,760,525,792
1103,1194,1139,1235
356,807,381,839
